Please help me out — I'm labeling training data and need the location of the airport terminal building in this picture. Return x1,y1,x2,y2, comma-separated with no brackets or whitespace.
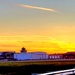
14,47,48,60
0,47,75,61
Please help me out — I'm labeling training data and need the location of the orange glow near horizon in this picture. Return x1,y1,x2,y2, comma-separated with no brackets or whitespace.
0,36,75,54
0,0,75,54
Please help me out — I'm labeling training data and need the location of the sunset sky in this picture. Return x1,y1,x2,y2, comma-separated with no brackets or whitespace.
0,0,75,53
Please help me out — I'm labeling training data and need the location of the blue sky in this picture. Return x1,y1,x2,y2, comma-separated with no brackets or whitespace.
0,0,75,37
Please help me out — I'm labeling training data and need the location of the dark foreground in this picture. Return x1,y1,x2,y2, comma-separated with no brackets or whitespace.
0,64,75,75
0,60,75,75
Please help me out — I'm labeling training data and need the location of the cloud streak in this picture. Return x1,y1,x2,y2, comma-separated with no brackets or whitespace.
17,4,57,12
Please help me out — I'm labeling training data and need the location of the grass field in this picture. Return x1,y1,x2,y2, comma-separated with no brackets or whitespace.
0,60,75,75
0,60,75,66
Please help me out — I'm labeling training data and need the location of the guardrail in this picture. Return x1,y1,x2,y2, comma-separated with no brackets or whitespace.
32,68,75,75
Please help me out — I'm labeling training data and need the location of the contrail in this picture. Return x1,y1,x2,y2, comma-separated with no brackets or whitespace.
17,4,57,12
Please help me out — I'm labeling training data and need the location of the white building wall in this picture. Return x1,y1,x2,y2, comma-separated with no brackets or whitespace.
14,53,32,60
31,53,48,60
14,52,48,60
0,52,2,55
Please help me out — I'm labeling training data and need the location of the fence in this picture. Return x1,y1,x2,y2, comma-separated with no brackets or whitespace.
32,68,75,75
